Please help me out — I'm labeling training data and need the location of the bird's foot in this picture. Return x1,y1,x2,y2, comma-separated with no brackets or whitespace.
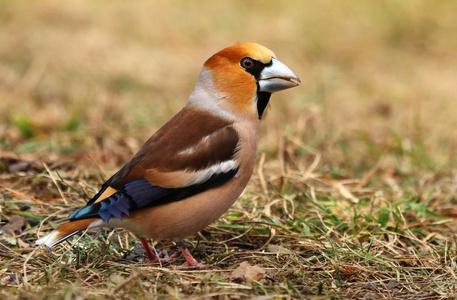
139,238,179,264
140,238,205,267
155,251,180,264
179,246,205,268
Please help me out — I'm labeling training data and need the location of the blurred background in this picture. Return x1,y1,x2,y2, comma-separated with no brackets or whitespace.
2,2,457,296
1,0,457,181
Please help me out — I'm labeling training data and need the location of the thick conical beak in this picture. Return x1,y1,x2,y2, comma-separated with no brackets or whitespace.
258,58,301,93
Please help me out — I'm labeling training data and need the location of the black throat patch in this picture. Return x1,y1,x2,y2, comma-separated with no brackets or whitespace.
257,91,271,120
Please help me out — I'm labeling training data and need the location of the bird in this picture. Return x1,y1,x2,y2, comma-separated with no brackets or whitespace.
36,42,300,266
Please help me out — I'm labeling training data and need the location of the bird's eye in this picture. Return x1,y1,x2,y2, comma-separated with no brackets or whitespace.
241,57,254,69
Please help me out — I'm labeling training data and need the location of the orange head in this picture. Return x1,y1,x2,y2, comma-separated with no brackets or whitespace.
190,42,300,120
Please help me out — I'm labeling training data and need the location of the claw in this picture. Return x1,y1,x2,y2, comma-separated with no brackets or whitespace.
139,238,179,264
176,240,205,268
139,238,204,267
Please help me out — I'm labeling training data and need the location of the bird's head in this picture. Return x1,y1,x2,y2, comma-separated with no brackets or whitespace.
190,42,300,120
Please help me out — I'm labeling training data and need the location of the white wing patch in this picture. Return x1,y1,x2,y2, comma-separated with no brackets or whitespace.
184,160,239,187
177,133,213,156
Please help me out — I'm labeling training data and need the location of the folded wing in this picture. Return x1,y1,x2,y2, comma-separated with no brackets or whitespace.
69,107,240,223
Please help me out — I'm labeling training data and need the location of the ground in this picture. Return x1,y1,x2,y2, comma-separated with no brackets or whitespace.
1,1,457,299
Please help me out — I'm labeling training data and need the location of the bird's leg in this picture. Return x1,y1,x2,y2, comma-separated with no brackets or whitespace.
139,238,179,263
140,238,157,262
177,240,204,267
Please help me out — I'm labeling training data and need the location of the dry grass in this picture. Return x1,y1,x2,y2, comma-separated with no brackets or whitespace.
1,0,457,299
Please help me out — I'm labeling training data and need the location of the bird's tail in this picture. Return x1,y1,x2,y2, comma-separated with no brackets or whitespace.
36,218,100,248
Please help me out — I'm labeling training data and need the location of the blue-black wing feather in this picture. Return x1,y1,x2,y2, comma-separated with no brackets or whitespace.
68,168,238,222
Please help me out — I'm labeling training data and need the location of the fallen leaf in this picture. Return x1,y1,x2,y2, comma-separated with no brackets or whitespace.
229,262,266,281
1,215,25,234
16,238,30,249
267,244,293,254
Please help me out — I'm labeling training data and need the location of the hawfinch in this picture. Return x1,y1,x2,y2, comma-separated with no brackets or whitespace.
36,42,300,266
